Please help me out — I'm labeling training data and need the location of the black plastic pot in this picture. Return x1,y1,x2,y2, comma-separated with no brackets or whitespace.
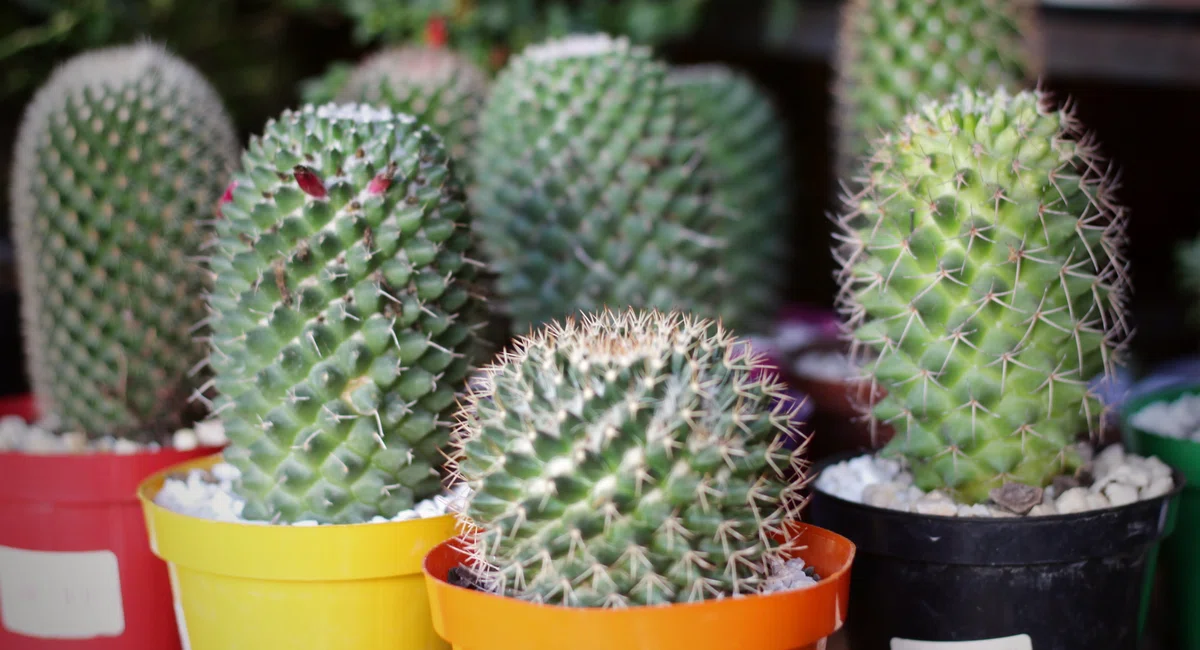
807,452,1186,650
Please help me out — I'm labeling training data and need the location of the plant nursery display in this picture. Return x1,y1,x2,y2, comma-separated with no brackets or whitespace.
423,308,856,650
1124,385,1200,649
808,85,1184,649
139,100,488,649
303,45,490,177
468,34,781,337
831,0,1042,179
1,42,236,649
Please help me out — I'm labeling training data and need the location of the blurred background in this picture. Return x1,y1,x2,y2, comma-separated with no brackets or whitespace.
1,0,1197,391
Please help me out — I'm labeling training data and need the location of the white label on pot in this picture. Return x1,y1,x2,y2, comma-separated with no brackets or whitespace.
0,546,125,639
892,635,1033,650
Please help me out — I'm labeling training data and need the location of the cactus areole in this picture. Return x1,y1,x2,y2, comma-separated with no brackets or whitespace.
450,308,812,607
208,103,487,524
832,87,1132,505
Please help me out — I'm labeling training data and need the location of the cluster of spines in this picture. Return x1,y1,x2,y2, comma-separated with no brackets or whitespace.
448,308,812,607
831,86,1131,502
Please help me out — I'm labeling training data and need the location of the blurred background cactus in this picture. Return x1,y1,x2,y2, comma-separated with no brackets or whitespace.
8,41,239,440
1,0,1198,395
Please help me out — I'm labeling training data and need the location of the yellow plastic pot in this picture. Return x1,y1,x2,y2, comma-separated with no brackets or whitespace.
138,454,456,650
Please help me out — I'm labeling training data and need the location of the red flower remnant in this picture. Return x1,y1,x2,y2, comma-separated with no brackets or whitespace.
216,180,237,217
293,165,327,199
426,16,448,48
367,173,392,196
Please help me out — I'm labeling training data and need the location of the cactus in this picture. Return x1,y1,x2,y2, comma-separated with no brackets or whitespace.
208,103,489,524
832,0,1040,180
8,42,240,441
328,46,490,181
469,33,734,336
667,64,792,335
450,308,810,607
832,86,1131,505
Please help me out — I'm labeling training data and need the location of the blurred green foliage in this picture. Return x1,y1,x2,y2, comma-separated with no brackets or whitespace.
0,0,352,133
283,0,714,70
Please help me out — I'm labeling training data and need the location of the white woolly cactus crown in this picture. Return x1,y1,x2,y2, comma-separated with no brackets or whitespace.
832,85,1132,504
448,308,812,608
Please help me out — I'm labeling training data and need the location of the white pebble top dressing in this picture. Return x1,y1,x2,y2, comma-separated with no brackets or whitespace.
312,102,406,124
0,415,227,454
521,34,633,62
154,460,470,526
816,443,1176,518
1129,392,1200,442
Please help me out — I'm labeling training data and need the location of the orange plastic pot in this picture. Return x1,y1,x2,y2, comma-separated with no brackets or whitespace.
423,522,855,650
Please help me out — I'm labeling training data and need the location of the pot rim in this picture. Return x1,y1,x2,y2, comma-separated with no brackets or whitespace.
138,453,458,581
810,450,1186,525
422,523,855,650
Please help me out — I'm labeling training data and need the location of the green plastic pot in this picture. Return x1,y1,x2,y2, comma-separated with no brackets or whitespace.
1122,382,1200,650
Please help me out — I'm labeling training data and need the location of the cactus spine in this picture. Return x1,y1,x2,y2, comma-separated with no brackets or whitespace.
832,87,1131,504
832,0,1041,180
9,42,239,441
451,308,810,607
208,103,488,524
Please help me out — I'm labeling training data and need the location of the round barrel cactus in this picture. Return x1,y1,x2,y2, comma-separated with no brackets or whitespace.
832,86,1131,504
469,34,729,336
451,308,811,607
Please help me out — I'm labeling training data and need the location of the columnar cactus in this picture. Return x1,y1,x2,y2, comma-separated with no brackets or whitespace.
208,103,488,524
832,0,1041,179
451,308,811,607
832,87,1131,504
8,42,239,441
668,64,792,335
469,33,731,335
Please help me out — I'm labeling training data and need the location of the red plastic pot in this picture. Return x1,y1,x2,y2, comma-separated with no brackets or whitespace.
0,393,224,649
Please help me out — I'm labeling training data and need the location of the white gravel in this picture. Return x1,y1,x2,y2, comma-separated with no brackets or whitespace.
153,459,469,526
762,555,818,593
0,414,227,454
1129,393,1200,442
816,443,1176,517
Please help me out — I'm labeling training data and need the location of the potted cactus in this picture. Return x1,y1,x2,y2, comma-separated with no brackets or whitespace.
1,42,236,649
807,86,1184,649
423,308,856,650
468,33,789,338
137,100,490,650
